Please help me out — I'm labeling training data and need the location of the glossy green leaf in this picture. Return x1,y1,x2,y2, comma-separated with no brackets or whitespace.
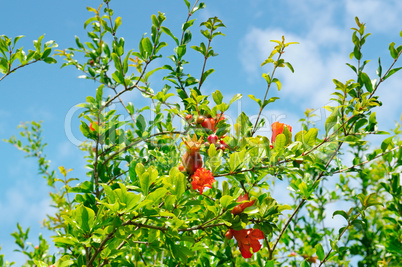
315,243,325,261
325,106,340,135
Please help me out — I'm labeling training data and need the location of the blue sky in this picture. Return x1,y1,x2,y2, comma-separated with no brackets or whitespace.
1,0,402,264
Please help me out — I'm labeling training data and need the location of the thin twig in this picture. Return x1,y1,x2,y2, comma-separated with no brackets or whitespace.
332,144,402,174
270,142,343,254
103,131,185,165
369,49,402,98
0,59,40,83
318,214,362,266
251,50,283,136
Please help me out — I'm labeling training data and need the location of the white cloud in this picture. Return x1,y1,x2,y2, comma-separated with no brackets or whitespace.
374,76,402,130
239,25,353,109
238,0,401,116
345,0,402,33
0,180,54,227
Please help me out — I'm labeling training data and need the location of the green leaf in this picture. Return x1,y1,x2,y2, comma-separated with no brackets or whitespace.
53,236,79,246
381,136,393,152
262,73,271,84
261,58,274,67
363,193,383,208
229,93,242,106
200,68,214,85
112,71,124,85
142,37,153,56
274,134,286,150
353,46,362,60
285,62,295,73
183,0,191,10
389,42,398,59
384,66,402,80
182,19,196,32
174,173,186,197
248,94,262,107
282,125,292,145
212,90,223,104
84,17,97,29
115,17,122,30
101,184,115,203
96,85,103,103
75,205,95,233
161,26,179,46
147,187,167,203
303,128,318,148
325,106,340,135
272,78,281,90
175,44,187,59
262,97,279,109
360,72,373,93
136,114,146,133
151,14,158,27
220,195,234,209
43,57,57,64
144,66,163,82
222,180,229,196
139,172,150,195
315,243,325,261
332,210,348,221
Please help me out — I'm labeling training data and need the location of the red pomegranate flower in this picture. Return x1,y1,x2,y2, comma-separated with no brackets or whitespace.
229,228,265,258
191,168,215,194
231,194,255,215
271,121,292,143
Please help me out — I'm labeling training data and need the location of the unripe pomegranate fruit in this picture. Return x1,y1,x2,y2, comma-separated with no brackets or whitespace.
185,114,193,123
218,140,229,150
201,118,215,131
207,134,218,144
225,229,233,240
196,115,205,124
